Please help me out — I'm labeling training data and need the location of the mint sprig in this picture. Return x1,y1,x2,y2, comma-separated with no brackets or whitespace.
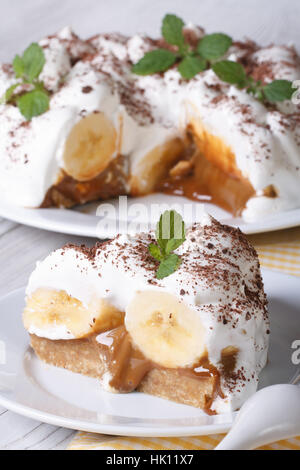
212,62,294,102
132,13,294,104
149,210,185,279
1,42,49,120
132,14,232,79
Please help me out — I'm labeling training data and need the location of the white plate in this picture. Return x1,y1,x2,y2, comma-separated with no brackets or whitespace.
0,195,300,238
0,269,299,437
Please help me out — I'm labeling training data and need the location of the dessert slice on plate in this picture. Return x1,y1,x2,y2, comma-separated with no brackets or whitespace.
23,211,269,414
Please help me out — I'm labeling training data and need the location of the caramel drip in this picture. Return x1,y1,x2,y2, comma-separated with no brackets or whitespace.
220,346,239,378
41,154,128,208
178,358,225,416
96,325,235,415
96,326,153,392
157,152,255,217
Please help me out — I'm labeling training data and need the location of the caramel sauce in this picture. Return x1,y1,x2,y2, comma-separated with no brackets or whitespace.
263,184,278,198
220,346,239,378
157,152,255,216
95,326,153,393
177,357,225,415
41,154,128,208
154,124,256,216
96,325,237,415
41,127,256,216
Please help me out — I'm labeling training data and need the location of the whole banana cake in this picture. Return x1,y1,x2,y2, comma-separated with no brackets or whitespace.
0,14,300,221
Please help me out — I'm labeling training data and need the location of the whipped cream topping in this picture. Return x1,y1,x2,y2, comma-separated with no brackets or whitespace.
26,212,269,413
0,26,300,219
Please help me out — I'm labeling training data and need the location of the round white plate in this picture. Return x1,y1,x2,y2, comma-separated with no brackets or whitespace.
0,269,299,437
0,195,300,238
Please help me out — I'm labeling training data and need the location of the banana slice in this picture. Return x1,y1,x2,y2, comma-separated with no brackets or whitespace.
125,291,206,368
63,112,117,182
23,288,124,339
130,138,185,195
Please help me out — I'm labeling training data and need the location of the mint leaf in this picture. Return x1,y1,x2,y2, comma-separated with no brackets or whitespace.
17,89,49,120
263,80,294,103
197,33,232,60
13,55,24,78
178,55,206,79
162,14,185,47
2,42,48,120
155,210,185,253
212,60,247,87
150,210,185,279
132,49,176,75
22,43,45,82
0,83,19,104
156,254,181,279
165,237,185,254
148,243,163,262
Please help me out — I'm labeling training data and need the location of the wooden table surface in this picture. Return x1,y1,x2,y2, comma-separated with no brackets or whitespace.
0,0,299,450
0,217,99,449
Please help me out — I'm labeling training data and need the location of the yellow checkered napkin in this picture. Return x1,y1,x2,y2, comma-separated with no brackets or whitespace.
249,226,300,277
68,227,300,451
68,432,300,451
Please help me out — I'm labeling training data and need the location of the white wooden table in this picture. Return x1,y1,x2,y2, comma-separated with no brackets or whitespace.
0,217,99,449
0,0,299,451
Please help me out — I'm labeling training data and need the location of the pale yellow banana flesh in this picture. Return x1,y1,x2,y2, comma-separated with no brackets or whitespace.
23,288,124,339
63,112,117,182
130,138,185,195
125,291,206,368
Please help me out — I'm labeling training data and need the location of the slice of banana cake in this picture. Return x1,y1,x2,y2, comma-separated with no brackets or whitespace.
23,210,269,414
